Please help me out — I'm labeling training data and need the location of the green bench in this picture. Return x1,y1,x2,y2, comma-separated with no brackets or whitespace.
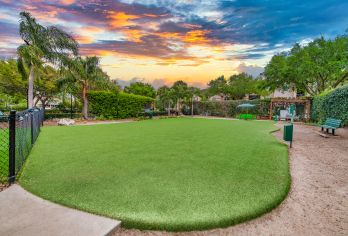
239,114,256,120
321,118,342,135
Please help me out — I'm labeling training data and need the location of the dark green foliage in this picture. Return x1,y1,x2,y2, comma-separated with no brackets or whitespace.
88,91,153,119
311,85,348,125
193,99,270,117
0,104,28,113
124,82,156,98
44,113,83,120
264,35,348,95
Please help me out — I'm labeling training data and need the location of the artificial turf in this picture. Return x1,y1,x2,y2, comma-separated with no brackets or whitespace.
20,118,290,231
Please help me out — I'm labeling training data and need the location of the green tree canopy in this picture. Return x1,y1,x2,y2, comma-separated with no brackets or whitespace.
124,82,156,98
17,11,78,108
0,59,27,100
207,75,228,96
264,35,348,96
227,73,255,99
59,56,112,119
34,65,60,110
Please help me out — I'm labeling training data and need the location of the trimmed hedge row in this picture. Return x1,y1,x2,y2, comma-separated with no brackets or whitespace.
88,91,153,119
193,99,270,117
311,85,348,126
44,113,83,120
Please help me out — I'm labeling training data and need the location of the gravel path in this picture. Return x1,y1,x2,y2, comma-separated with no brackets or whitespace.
113,123,348,236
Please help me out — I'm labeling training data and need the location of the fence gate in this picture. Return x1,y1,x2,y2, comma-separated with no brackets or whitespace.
0,108,44,185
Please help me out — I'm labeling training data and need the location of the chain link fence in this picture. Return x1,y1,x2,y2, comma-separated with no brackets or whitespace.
0,108,44,184
0,114,9,184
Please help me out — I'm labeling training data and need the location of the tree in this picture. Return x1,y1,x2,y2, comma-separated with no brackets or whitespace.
264,35,348,96
17,11,78,108
0,59,27,100
124,82,156,98
59,56,111,119
186,86,201,115
227,73,255,99
171,80,188,113
34,65,60,111
207,76,228,97
157,86,175,116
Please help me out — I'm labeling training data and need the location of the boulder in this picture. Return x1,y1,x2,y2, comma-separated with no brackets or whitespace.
57,118,75,126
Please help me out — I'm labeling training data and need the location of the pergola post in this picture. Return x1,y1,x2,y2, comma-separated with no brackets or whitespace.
269,100,273,120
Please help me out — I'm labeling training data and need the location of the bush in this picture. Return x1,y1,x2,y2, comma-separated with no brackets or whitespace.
311,85,348,125
193,99,270,118
44,113,83,120
0,104,28,112
88,91,153,119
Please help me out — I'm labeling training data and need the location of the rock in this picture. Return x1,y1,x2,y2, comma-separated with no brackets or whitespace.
57,118,75,126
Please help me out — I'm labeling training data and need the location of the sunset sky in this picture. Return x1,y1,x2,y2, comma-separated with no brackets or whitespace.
0,0,347,88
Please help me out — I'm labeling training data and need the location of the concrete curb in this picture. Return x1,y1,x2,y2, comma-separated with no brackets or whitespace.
0,184,121,236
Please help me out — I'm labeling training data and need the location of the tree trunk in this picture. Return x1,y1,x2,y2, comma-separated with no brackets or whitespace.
41,98,48,113
28,66,34,109
167,101,170,116
82,84,88,119
191,98,194,116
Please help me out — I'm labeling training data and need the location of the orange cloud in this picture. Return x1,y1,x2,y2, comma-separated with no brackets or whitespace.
157,32,181,39
80,26,104,34
108,11,139,28
74,35,94,44
60,0,75,5
80,48,111,57
143,13,169,18
184,30,211,44
122,29,144,42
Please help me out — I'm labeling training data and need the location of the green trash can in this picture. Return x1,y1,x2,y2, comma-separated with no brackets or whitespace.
283,123,293,147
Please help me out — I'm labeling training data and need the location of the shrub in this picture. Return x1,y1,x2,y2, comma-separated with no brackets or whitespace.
311,85,348,125
88,91,153,119
193,99,270,117
44,113,83,120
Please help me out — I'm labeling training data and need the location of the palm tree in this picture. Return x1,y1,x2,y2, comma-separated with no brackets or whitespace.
171,80,188,114
59,56,110,119
17,11,78,108
187,87,201,116
157,86,175,116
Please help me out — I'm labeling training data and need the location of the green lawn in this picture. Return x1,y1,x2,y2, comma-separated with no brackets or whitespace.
20,118,290,231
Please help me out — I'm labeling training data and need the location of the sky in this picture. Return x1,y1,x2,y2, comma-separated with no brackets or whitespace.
0,0,347,88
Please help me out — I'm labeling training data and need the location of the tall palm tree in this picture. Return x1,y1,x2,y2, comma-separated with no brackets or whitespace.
17,11,78,108
59,56,110,119
157,86,175,116
187,87,201,116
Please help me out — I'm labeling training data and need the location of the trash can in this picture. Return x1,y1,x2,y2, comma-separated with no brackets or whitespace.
144,109,153,119
283,123,293,147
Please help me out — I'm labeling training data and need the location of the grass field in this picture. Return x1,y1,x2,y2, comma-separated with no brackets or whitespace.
20,118,290,231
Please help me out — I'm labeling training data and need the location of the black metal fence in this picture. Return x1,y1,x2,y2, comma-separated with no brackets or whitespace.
0,108,44,184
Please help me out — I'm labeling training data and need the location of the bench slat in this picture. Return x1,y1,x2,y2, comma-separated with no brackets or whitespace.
323,118,342,129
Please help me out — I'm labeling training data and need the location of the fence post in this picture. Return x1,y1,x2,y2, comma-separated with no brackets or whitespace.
30,111,35,144
9,110,16,184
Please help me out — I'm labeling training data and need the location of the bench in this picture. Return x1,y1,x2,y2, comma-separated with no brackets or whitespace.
321,118,342,135
239,114,256,120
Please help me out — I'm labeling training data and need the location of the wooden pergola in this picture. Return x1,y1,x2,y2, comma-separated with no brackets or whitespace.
269,98,312,121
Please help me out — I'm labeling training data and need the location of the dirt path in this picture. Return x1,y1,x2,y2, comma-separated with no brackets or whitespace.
113,123,348,236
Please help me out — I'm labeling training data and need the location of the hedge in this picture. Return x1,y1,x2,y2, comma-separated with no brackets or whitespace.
193,99,270,118
88,91,153,119
44,113,83,120
311,85,348,126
